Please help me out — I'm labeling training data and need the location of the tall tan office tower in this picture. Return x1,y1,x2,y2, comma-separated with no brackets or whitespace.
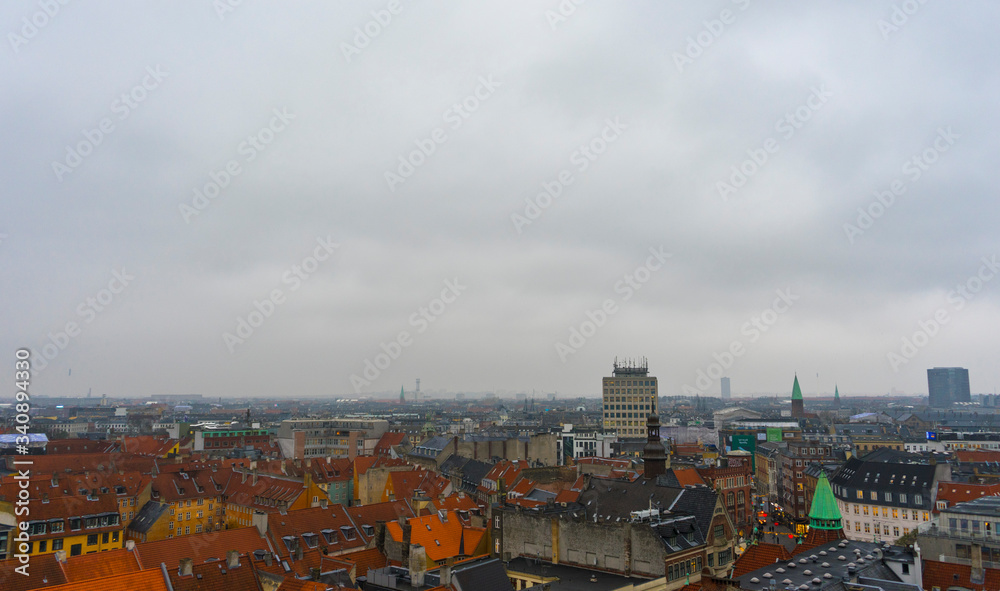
602,358,658,437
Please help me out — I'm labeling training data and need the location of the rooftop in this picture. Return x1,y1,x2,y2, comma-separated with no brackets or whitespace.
506,557,652,591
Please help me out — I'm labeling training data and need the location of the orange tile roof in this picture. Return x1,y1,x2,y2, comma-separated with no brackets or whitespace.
922,559,1000,591
385,511,486,563
134,526,273,570
37,569,170,591
731,543,793,577
388,469,450,502
673,468,707,488
554,489,580,504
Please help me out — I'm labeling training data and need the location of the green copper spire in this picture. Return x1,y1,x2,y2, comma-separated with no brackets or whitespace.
792,373,803,401
400,385,405,403
808,471,843,529
834,385,840,401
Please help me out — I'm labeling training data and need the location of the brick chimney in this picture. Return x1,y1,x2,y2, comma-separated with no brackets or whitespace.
226,550,240,569
178,558,193,576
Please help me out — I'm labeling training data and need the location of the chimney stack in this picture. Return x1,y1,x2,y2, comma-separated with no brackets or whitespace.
226,550,240,569
409,545,427,587
310,567,321,580
440,564,452,587
178,558,194,576
125,540,136,551
55,550,67,563
264,553,273,567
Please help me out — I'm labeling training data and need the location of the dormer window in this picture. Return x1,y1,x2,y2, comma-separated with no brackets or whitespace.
322,529,338,544
302,533,319,548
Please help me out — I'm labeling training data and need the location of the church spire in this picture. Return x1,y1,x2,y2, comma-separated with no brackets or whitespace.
791,374,805,418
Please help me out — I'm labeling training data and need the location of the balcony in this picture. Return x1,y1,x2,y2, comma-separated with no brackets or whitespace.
918,522,999,543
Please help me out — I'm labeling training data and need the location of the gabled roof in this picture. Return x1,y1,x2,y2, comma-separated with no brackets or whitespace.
59,548,143,582
672,467,707,487
0,552,67,591
386,510,487,563
133,527,273,570
338,547,389,576
268,504,366,557
169,556,261,591
345,500,413,543
40,569,171,591
731,543,793,578
122,436,179,457
935,481,1000,512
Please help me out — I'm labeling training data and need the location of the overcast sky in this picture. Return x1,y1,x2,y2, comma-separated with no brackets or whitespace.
2,1,998,400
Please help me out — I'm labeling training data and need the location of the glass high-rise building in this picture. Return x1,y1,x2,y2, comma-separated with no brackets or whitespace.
721,377,731,400
602,358,657,437
927,367,970,408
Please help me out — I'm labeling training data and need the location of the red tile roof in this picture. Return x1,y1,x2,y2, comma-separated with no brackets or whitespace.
268,504,366,557
934,481,1000,512
338,548,389,577
36,569,170,591
60,548,143,581
955,450,1000,463
169,557,260,591
432,493,478,513
345,500,413,544
922,559,1000,591
122,436,179,457
0,553,66,591
731,543,793,578
554,489,580,505
46,440,119,454
133,526,273,570
374,432,408,456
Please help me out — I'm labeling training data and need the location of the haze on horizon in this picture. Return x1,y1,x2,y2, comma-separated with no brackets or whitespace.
2,2,998,400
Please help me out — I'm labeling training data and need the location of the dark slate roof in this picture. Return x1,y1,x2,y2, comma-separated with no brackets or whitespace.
439,454,469,473
576,477,681,521
450,557,515,591
128,500,169,533
943,494,1000,517
830,456,935,510
652,514,705,555
665,485,719,536
735,539,900,591
853,577,922,591
505,557,650,591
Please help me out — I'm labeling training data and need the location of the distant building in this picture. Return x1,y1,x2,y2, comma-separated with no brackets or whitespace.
928,367,971,408
721,377,731,400
791,374,805,419
602,358,658,437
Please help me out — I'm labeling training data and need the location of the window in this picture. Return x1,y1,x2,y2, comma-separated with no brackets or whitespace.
855,523,861,532
857,490,863,499
864,523,870,533
885,492,892,502
87,534,98,546
184,526,190,535
102,532,109,544
900,493,907,503
915,494,922,505
923,512,930,522
871,491,878,500
863,506,869,516
714,525,725,539
892,509,898,519
112,532,119,542
39,540,47,553
894,526,900,537
53,539,63,551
